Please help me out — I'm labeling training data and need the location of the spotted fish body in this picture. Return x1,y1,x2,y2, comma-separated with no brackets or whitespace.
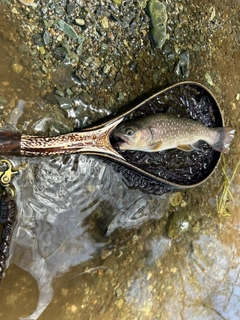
113,113,235,154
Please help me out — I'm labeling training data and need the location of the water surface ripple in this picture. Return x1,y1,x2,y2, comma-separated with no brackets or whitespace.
8,154,169,320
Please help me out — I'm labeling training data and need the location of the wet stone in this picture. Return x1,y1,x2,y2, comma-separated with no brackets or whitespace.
56,19,81,43
55,89,65,97
55,5,64,16
170,192,183,207
32,33,43,46
15,101,74,135
162,43,172,55
79,91,92,104
162,42,175,59
116,92,125,103
112,0,122,4
51,64,74,88
166,210,191,240
205,72,214,86
114,81,125,92
64,51,79,66
43,30,51,45
12,63,23,74
67,3,75,14
75,18,85,26
174,50,190,78
55,96,73,110
0,97,7,106
174,25,181,39
193,43,200,51
41,65,49,74
179,13,188,26
76,43,83,56
18,44,29,53
194,51,202,66
71,73,82,86
148,0,167,49
44,93,59,104
53,46,68,60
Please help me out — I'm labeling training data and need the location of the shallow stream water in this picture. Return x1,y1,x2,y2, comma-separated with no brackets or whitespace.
0,1,240,320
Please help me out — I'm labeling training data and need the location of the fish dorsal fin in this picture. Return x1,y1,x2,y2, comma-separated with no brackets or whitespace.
149,141,163,151
166,106,179,116
177,144,193,152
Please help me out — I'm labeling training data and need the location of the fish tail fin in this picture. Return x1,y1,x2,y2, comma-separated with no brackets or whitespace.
211,127,235,153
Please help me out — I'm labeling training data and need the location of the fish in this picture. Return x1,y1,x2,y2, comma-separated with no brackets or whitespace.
113,113,235,153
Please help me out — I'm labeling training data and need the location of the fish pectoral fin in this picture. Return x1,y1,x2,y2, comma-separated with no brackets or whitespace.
149,141,163,151
177,144,193,152
191,141,203,151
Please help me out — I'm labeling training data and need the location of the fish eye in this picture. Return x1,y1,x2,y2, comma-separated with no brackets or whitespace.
125,128,134,136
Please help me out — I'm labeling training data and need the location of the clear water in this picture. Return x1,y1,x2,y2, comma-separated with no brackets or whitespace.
1,1,240,320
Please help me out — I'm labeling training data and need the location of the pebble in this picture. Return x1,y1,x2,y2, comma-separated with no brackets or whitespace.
162,42,175,59
51,64,74,88
67,3,75,14
32,33,43,46
0,97,7,106
193,43,200,51
53,46,68,60
78,91,92,105
18,44,29,53
57,19,79,41
100,16,109,29
75,18,85,26
115,299,123,308
174,50,190,78
70,305,77,314
166,210,191,240
170,192,183,207
12,63,23,74
43,30,51,45
205,72,214,86
55,96,73,110
112,0,122,4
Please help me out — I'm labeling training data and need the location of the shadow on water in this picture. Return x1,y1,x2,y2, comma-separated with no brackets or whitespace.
0,1,240,320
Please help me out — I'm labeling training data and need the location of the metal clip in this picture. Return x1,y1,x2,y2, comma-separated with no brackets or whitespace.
0,159,18,187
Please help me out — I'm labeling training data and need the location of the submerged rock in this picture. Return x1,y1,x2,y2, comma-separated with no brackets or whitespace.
56,19,82,44
51,64,74,88
174,50,190,78
148,0,167,49
55,96,72,110
12,100,74,136
166,209,191,240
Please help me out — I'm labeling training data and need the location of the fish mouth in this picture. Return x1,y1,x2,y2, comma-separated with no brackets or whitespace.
110,133,131,150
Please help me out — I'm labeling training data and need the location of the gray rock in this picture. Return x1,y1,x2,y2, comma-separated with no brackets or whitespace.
148,0,168,49
51,64,74,88
55,96,73,110
43,30,51,45
56,19,80,42
174,50,190,78
0,96,7,106
18,44,29,53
